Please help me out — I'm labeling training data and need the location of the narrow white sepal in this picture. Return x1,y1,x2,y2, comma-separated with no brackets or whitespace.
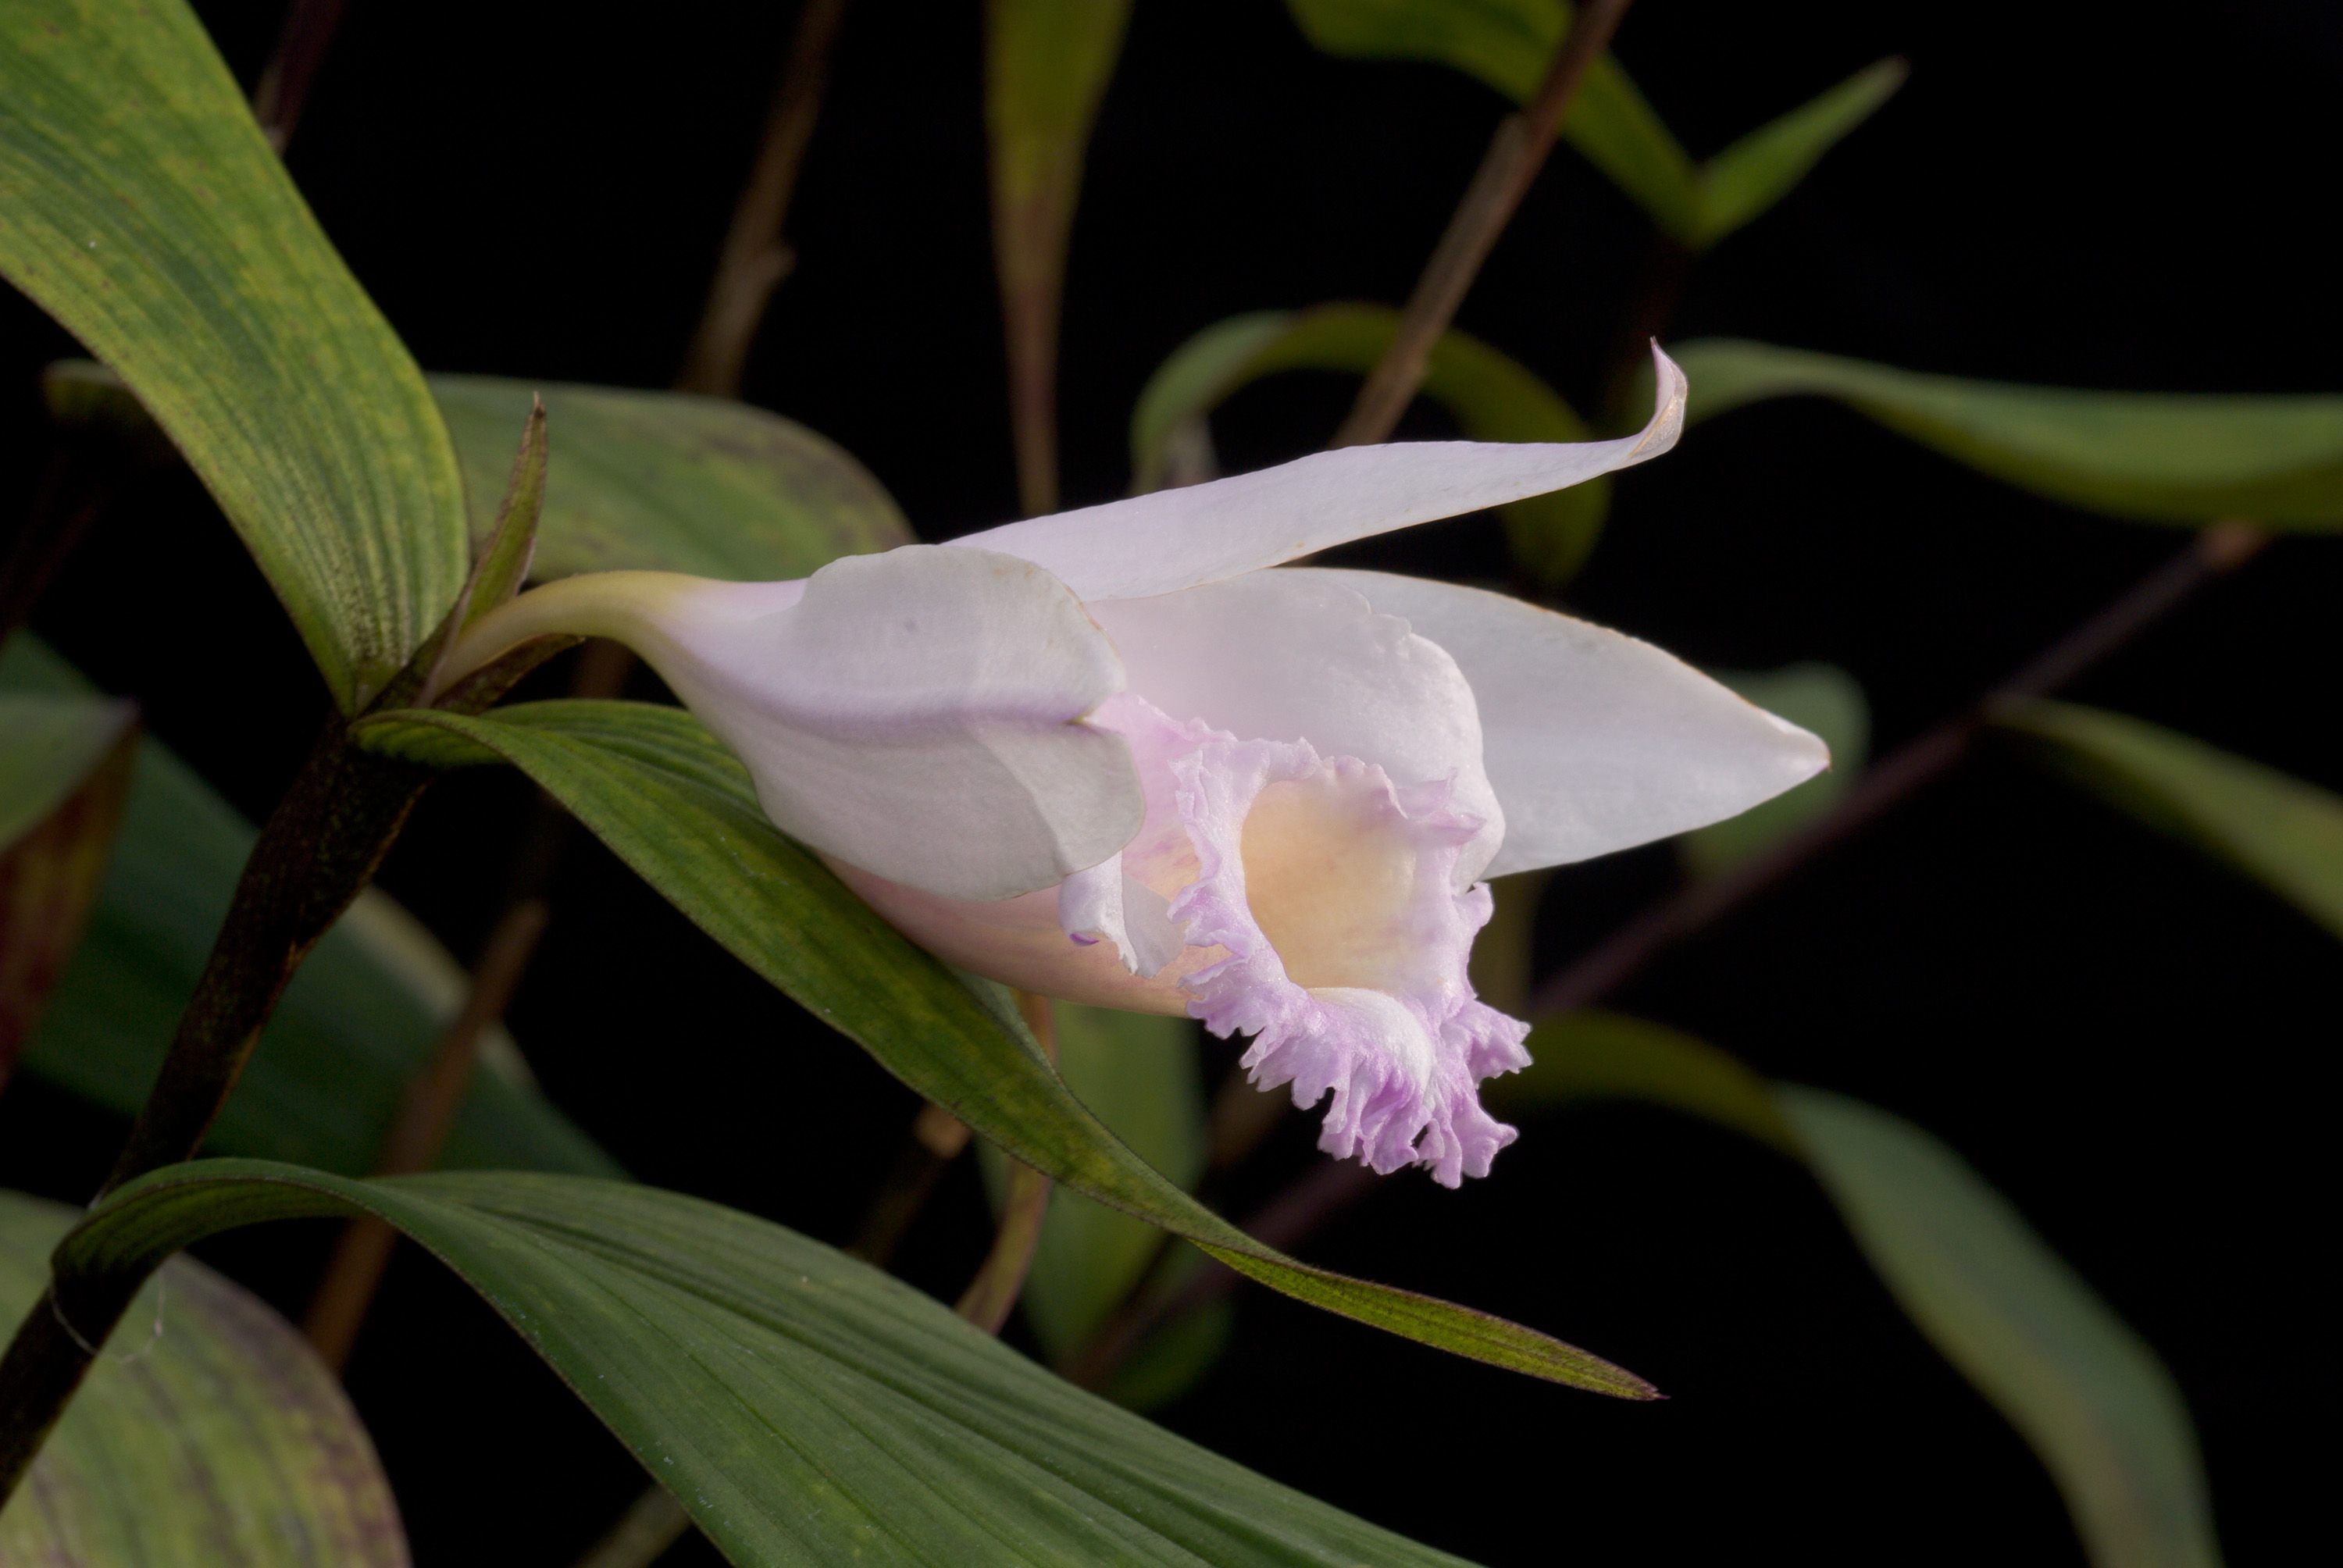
954,344,1688,602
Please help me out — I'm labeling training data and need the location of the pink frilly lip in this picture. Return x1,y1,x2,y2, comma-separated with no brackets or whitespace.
833,692,1530,1187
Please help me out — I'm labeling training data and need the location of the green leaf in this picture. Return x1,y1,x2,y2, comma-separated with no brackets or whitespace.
353,699,1657,1398
979,1005,1207,1364
987,0,1134,513
1283,0,1703,241
458,396,547,634
1674,339,2343,529
1500,1013,2224,1568
1780,1089,2223,1568
1997,699,2343,940
0,695,134,854
0,1188,407,1566
1,694,135,1081
61,1162,1484,1568
1132,303,1607,586
0,0,469,709
1680,663,1867,876
1486,1008,1795,1152
1691,58,1906,247
0,636,617,1179
428,376,911,583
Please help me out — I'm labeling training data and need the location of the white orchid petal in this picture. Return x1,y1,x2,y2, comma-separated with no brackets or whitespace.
1307,569,1830,875
953,345,1687,602
1086,572,1506,884
622,547,1142,902
1057,853,1186,976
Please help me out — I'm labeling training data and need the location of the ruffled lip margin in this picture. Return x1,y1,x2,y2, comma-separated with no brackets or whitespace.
1156,719,1531,1187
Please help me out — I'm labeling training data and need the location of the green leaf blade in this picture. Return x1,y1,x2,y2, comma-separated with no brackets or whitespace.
0,0,469,707
0,694,134,854
1781,1089,2223,1568
1282,0,1702,240
1690,58,1906,248
982,1005,1206,1365
1998,699,2343,939
0,1189,408,1566
1674,339,2343,528
0,636,616,1180
430,376,911,583
65,1163,1484,1568
354,699,1656,1398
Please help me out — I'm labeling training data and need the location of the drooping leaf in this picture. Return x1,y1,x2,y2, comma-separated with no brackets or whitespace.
0,696,132,856
986,0,1134,515
428,376,911,582
1674,339,2343,529
0,0,469,709
0,636,616,1179
1997,699,2343,939
1131,303,1607,585
1500,1013,2224,1568
0,695,135,1081
1681,663,1867,875
0,1188,408,1567
62,1162,1478,1568
979,1004,1207,1364
352,698,1655,1397
1689,58,1905,247
1781,1089,2224,1568
1284,5,1899,248
1284,0,1702,241
1486,1008,1794,1152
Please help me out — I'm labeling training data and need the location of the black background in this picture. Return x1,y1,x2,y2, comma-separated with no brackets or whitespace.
2,1,2336,1563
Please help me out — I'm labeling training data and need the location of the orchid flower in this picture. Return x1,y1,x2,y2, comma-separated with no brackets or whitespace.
448,348,1826,1185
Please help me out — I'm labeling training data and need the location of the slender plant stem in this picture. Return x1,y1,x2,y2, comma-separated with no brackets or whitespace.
1525,519,2268,1016
953,991,1055,1335
251,0,351,153
0,719,427,1502
847,1102,972,1265
674,0,851,397
570,1485,695,1568
104,724,432,1192
301,898,551,1371
0,450,112,647
1070,521,2271,1388
1332,0,1635,448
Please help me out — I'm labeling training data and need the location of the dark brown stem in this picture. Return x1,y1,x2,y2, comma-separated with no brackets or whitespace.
1070,521,2271,1391
251,0,351,153
953,992,1055,1334
846,1102,971,1266
104,722,431,1192
302,898,551,1371
1332,0,1635,448
673,0,851,397
0,720,427,1503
